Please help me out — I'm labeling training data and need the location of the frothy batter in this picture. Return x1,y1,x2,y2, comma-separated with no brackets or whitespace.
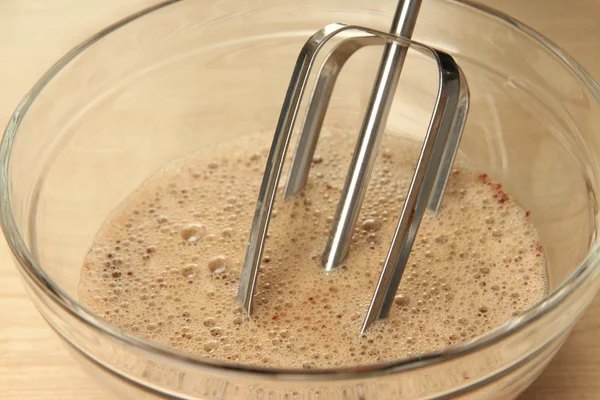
79,130,546,368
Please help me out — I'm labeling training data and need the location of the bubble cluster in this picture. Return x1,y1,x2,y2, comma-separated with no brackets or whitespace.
79,129,547,369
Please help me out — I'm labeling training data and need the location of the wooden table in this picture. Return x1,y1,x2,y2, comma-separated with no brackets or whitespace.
0,1,599,399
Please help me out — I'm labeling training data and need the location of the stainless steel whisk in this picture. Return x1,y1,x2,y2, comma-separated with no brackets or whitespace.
237,0,470,333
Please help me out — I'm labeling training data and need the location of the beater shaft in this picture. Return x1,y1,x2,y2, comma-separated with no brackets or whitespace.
322,0,423,271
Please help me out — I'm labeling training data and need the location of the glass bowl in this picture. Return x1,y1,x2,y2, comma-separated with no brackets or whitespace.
2,0,600,399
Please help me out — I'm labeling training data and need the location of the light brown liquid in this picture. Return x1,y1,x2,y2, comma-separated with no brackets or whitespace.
79,130,546,368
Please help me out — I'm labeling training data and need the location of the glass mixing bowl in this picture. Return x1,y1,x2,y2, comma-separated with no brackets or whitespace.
2,0,600,399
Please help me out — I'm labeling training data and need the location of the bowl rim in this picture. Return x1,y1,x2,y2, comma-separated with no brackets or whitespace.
2,0,600,382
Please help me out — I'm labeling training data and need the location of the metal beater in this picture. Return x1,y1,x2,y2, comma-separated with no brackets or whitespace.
237,0,470,333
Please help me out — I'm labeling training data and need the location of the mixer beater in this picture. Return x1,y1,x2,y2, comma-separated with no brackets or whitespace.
237,0,470,333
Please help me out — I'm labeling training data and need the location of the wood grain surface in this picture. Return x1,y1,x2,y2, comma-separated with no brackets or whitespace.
1,1,599,399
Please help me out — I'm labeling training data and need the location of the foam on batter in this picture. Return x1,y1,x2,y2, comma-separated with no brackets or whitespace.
79,130,546,368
